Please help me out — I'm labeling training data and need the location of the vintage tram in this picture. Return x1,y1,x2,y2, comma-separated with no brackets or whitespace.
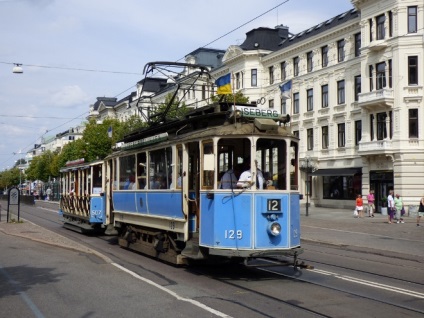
59,62,303,266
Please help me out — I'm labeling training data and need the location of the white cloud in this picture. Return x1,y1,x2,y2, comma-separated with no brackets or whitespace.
47,85,90,108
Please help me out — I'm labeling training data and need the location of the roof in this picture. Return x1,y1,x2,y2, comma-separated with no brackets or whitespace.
280,8,359,49
239,27,285,51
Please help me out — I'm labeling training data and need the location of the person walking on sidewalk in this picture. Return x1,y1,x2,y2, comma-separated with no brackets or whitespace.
417,196,424,226
394,194,404,223
356,194,364,218
367,190,375,217
387,190,395,224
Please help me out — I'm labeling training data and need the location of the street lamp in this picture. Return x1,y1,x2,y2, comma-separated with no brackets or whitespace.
300,156,316,217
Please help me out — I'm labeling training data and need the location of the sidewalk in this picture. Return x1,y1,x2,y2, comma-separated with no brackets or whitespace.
0,203,423,259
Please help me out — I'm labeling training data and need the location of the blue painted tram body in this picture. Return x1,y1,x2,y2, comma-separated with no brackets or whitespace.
105,102,302,265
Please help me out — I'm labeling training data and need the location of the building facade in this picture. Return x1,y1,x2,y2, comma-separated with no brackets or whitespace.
208,0,423,211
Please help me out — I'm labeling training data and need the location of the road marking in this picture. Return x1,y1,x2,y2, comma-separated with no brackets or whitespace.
112,263,232,317
0,266,45,318
311,269,424,299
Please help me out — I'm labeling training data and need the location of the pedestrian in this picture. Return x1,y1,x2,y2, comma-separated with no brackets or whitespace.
355,194,364,218
387,190,395,224
367,189,375,217
417,195,424,226
46,187,52,201
394,194,404,223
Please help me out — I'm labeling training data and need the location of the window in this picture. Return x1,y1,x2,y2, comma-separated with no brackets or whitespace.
293,130,299,138
307,89,313,111
337,39,345,62
322,126,329,149
369,18,373,41
408,56,418,85
388,11,393,37
149,147,173,189
369,65,374,91
376,62,386,90
370,114,375,141
354,33,361,57
293,56,299,77
307,128,314,150
281,98,287,114
236,72,241,89
377,112,387,140
376,14,385,40
388,59,392,88
321,84,328,108
119,155,136,190
323,175,361,200
408,6,417,33
281,61,286,81
251,69,257,87
409,109,418,138
355,120,362,145
269,66,274,84
293,92,300,114
269,99,274,109
307,51,313,72
202,84,206,100
338,123,345,147
337,80,345,104
354,75,361,101
321,45,328,67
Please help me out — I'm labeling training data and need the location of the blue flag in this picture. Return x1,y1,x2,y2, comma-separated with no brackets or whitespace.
280,80,292,99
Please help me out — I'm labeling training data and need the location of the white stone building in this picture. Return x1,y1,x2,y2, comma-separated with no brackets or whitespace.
208,0,424,211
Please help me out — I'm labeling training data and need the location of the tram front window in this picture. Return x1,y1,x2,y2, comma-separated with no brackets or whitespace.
256,138,287,190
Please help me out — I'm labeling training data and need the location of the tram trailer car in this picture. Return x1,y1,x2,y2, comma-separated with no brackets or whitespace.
107,102,303,266
59,159,115,234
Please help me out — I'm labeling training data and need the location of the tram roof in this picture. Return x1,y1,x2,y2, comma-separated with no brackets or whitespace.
112,102,295,154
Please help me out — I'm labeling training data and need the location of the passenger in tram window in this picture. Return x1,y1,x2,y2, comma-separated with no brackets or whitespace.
220,164,242,189
128,175,136,190
237,160,264,189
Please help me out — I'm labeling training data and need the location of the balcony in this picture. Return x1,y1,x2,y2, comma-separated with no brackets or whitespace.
358,139,392,155
357,88,394,111
368,40,388,51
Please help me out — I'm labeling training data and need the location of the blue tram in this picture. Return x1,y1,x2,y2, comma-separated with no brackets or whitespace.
104,101,301,265
59,62,303,266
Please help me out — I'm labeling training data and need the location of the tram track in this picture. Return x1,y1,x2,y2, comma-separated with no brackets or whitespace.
16,204,424,317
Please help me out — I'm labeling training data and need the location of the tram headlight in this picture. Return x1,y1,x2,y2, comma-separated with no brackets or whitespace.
267,221,281,236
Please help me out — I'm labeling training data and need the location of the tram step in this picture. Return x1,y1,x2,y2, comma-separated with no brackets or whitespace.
181,239,205,260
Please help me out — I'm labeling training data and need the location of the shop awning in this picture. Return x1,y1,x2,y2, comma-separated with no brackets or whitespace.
311,168,362,177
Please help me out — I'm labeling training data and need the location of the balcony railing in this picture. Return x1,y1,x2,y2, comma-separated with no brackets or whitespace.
358,139,392,153
358,88,394,110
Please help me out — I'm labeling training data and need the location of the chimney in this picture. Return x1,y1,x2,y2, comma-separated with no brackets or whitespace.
275,25,289,41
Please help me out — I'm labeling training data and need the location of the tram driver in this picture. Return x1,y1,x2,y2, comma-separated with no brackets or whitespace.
237,159,265,189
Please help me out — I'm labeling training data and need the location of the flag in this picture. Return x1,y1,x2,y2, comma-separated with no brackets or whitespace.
280,80,292,99
107,126,113,138
215,73,232,95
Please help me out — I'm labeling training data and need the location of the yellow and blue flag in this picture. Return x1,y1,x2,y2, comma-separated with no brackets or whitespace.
215,73,232,95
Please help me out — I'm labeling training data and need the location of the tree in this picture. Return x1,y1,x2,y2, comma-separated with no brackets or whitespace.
153,93,189,121
211,91,250,104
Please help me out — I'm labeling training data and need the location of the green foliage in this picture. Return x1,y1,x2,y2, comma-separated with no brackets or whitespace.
25,151,55,182
0,168,20,189
154,94,189,120
211,91,250,104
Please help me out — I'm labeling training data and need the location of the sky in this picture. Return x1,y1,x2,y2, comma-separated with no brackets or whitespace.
0,0,354,170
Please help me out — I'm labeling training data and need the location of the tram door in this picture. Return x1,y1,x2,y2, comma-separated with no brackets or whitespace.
184,142,200,231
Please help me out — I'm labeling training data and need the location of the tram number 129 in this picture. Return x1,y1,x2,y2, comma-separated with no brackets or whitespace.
224,230,243,240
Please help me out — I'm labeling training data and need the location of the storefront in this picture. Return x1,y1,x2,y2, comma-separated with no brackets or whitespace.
369,170,394,212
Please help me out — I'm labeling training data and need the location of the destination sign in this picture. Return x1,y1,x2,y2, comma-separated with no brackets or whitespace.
121,132,169,150
231,105,281,119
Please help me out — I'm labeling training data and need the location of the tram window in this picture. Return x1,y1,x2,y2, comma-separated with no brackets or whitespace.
137,152,147,189
256,139,287,190
92,165,102,190
174,147,182,189
119,154,136,190
217,138,250,188
149,147,172,189
202,142,214,188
